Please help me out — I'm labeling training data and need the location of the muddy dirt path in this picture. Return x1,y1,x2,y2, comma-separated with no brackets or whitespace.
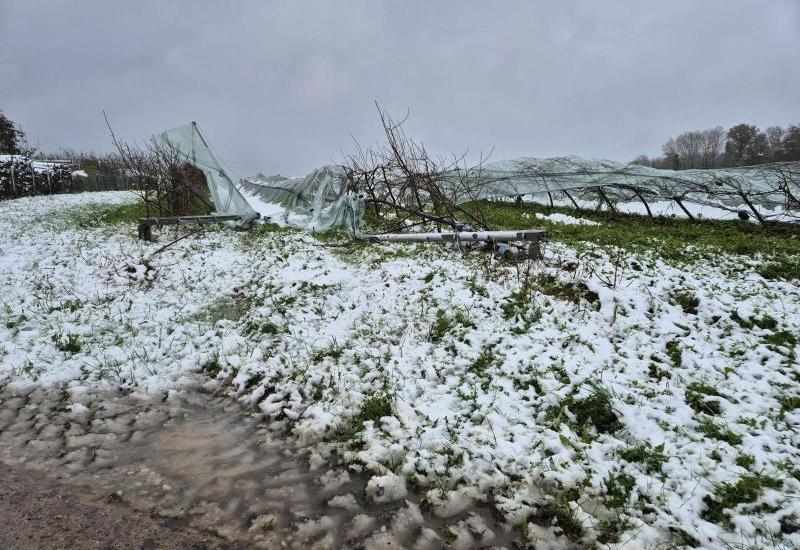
0,381,520,549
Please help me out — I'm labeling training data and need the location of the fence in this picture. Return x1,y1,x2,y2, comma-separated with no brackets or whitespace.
1,155,140,201
72,174,140,193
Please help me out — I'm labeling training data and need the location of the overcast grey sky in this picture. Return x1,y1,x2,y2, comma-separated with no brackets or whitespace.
2,1,799,176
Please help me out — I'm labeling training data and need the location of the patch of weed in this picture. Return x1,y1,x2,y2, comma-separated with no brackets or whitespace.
670,290,700,315
735,454,755,470
550,382,622,438
243,372,265,392
468,200,800,268
756,257,800,282
777,394,800,413
596,515,631,544
702,474,782,528
469,347,496,377
429,309,454,343
337,392,394,442
618,442,668,474
665,339,683,368
697,419,742,445
311,342,345,363
604,471,636,508
751,314,777,330
686,382,723,416
52,333,81,354
764,330,797,351
202,352,222,378
530,502,584,543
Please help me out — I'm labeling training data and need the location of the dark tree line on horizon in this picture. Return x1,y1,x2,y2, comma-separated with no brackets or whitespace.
633,123,800,171
4,110,800,176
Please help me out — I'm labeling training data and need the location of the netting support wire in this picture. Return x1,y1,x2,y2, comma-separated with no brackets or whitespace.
547,192,554,208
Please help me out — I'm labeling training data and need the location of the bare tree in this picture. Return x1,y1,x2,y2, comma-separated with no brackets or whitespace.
701,126,725,168
104,113,213,218
674,130,705,169
344,104,493,232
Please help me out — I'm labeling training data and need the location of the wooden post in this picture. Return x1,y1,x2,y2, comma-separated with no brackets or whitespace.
738,192,766,225
673,197,695,220
633,188,653,217
597,187,617,212
563,190,580,210
138,222,153,242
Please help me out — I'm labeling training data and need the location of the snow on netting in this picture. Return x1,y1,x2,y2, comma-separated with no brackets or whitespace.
242,166,364,234
156,123,258,223
471,156,798,210
243,156,799,231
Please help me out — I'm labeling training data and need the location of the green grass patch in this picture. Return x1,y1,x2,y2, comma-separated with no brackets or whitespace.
702,474,782,528
618,442,668,474
469,347,496,377
52,333,81,354
57,200,149,229
530,502,584,543
764,330,797,350
665,339,683,368
467,200,800,266
337,392,394,442
777,394,800,413
549,382,622,438
603,471,637,508
686,382,723,416
756,257,800,282
241,221,297,244
596,515,632,544
311,342,345,363
669,290,700,315
697,419,742,446
201,352,222,378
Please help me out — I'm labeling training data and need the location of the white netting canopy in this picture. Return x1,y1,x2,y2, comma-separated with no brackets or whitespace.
471,156,795,208
242,166,364,233
156,123,258,223
243,156,799,231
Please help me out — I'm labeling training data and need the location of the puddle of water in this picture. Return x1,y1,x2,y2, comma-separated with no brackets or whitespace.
0,382,526,549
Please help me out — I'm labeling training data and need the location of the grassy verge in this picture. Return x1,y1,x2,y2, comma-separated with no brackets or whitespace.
465,200,800,276
52,200,149,229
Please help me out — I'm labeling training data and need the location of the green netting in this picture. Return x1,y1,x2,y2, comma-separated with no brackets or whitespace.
156,123,258,223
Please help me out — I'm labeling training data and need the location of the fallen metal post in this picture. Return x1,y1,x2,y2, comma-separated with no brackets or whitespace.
366,228,548,259
137,214,250,241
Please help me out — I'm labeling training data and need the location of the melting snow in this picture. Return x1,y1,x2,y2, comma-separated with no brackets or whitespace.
1,191,799,548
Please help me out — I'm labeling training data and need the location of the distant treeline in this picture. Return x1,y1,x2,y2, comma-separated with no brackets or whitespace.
634,123,800,170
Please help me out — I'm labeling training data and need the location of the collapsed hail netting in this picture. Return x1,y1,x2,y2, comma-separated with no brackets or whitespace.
470,157,798,211
156,123,258,224
242,167,364,233
242,156,799,232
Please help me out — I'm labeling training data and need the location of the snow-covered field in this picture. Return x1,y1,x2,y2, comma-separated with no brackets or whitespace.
1,191,799,548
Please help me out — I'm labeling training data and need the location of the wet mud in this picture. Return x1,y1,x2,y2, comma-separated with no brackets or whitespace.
0,381,521,549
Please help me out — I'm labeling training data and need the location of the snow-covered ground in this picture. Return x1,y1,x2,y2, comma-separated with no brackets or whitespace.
525,211,601,226
521,194,795,223
1,191,799,548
